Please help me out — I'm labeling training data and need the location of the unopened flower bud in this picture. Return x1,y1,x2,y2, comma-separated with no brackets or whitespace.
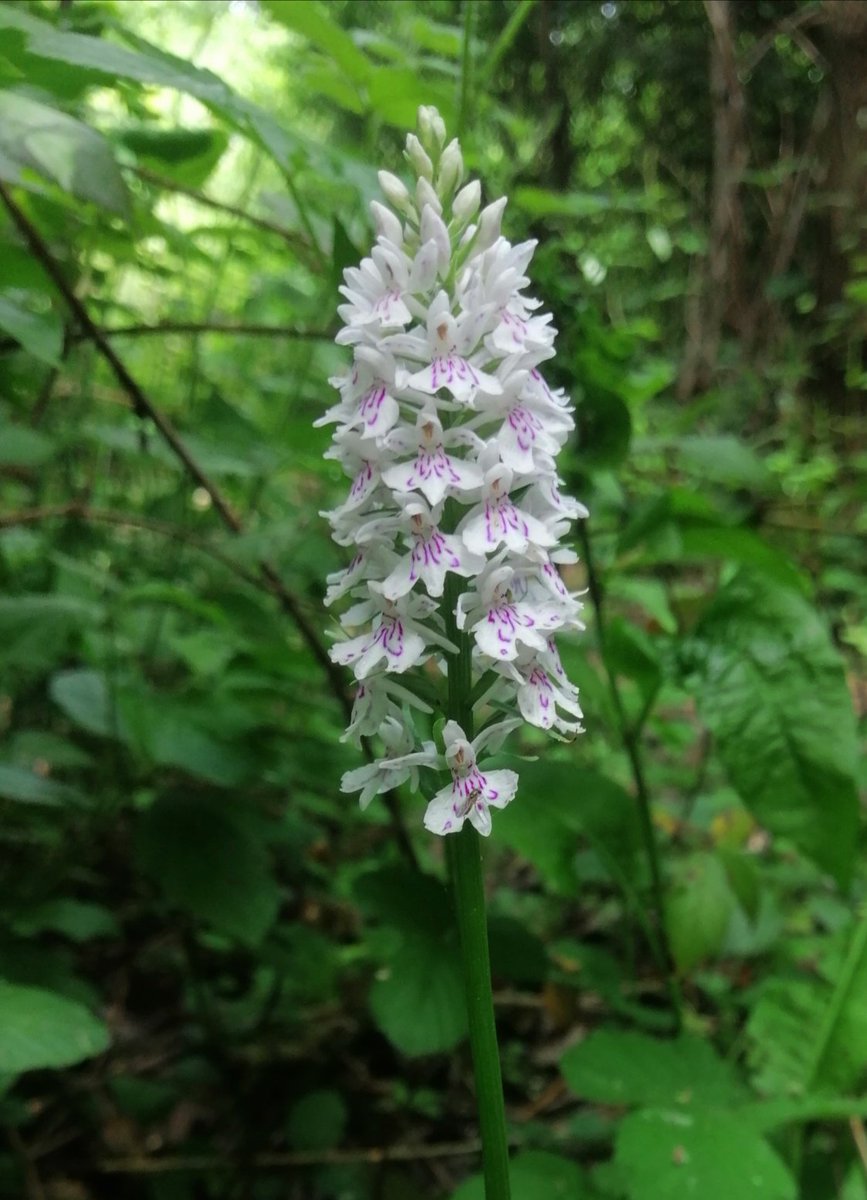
405,133,434,181
473,196,508,254
370,200,403,245
418,104,446,152
416,176,442,217
437,138,463,198
378,170,414,216
453,179,481,223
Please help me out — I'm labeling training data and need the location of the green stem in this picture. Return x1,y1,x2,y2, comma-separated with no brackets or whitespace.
443,575,511,1200
479,0,537,85
578,523,682,1029
457,0,476,141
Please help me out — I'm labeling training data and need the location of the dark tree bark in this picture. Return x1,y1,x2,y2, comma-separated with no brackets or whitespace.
677,0,749,399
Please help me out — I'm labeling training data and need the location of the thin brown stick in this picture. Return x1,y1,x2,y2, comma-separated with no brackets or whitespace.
850,1117,867,1179
0,322,335,356
0,503,262,589
96,1139,485,1174
131,165,317,264
0,181,418,867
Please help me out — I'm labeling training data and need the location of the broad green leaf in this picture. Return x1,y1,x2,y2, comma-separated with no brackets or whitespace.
136,794,280,945
676,435,772,490
0,980,109,1074
0,292,62,365
287,1090,347,1151
0,8,300,174
116,125,228,188
262,0,372,85
366,68,456,130
0,421,56,466
0,763,80,807
12,899,119,942
679,572,859,886
615,1108,796,1200
0,90,129,215
50,669,115,737
665,853,735,973
0,597,101,673
495,762,641,895
452,1151,591,1200
369,937,466,1057
561,1029,745,1109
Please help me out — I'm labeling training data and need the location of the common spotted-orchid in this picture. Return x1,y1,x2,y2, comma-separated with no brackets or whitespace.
321,105,586,837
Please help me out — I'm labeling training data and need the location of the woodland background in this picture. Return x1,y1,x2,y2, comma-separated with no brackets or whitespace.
0,1,866,1198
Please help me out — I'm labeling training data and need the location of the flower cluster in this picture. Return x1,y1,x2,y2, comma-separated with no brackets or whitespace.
320,106,586,837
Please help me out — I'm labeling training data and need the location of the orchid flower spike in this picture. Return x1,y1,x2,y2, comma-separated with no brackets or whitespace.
320,107,587,837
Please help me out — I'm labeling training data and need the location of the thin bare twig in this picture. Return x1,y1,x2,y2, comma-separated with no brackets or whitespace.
131,164,318,266
0,503,262,589
0,322,336,356
96,1139,485,1174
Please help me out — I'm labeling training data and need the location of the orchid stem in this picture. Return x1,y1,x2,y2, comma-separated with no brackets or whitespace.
443,574,511,1200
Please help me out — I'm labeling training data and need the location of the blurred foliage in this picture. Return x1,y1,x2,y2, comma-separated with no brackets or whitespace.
0,0,865,1198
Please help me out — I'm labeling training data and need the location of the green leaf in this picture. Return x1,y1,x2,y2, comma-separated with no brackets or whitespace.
0,980,109,1074
262,0,372,85
369,937,467,1057
0,291,62,365
452,1151,591,1200
0,90,129,215
561,1029,745,1109
117,125,228,188
614,1108,796,1200
679,572,860,886
665,852,735,973
136,794,280,945
12,899,119,942
287,1090,347,1151
676,435,772,490
495,762,641,895
0,763,80,807
50,669,115,737
0,7,300,175
0,420,56,466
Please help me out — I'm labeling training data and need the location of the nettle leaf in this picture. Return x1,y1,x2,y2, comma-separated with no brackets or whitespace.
0,980,109,1074
0,90,129,215
561,1029,746,1110
747,909,867,1097
452,1151,592,1200
136,794,281,945
615,1108,796,1200
678,572,859,887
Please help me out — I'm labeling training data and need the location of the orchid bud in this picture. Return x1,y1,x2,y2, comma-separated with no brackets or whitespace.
378,170,414,216
437,138,463,198
405,133,434,181
453,179,482,223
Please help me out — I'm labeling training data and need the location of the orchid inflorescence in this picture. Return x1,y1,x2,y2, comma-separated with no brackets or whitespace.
319,105,586,838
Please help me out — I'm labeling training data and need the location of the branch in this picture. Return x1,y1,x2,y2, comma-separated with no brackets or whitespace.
0,181,418,868
131,165,319,267
0,503,263,589
0,321,336,360
95,1139,485,1174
